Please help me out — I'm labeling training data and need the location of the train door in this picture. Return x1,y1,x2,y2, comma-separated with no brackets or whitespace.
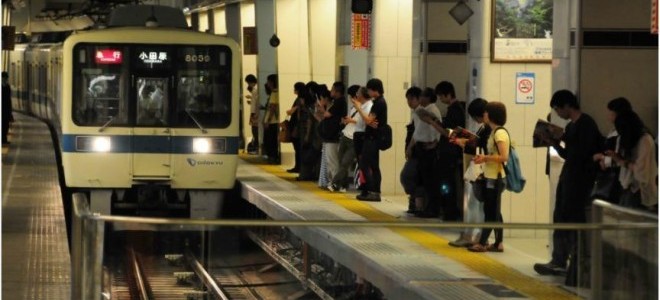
132,75,172,178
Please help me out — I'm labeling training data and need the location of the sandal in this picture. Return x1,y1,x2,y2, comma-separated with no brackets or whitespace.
487,244,504,252
467,244,488,252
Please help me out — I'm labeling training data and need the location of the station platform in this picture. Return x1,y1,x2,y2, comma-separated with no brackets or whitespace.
2,114,582,299
1,114,71,299
237,155,582,299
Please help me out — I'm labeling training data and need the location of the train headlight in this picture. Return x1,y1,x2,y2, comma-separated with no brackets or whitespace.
92,137,112,152
193,138,211,153
192,138,226,154
76,136,112,152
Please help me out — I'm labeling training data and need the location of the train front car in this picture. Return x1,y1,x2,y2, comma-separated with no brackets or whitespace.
60,28,240,219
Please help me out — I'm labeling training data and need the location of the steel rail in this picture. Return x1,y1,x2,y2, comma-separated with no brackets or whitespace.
128,248,152,300
185,249,229,300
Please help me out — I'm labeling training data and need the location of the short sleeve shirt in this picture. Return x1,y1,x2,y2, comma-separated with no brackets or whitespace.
412,104,442,142
483,128,509,179
354,100,373,133
365,96,387,137
249,86,259,114
265,91,279,124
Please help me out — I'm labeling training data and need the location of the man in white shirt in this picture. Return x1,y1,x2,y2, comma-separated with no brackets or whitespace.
407,88,443,218
329,85,371,192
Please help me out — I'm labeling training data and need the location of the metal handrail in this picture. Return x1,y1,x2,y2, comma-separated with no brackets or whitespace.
592,199,659,220
591,199,657,300
80,214,657,230
73,195,657,300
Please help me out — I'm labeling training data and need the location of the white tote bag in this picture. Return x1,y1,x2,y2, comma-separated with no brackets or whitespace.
463,148,484,182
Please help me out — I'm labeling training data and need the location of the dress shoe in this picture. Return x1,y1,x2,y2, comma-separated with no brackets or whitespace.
286,167,300,173
467,244,489,252
357,192,380,202
534,262,567,276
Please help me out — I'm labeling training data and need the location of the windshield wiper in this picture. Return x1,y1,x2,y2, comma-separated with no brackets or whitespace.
98,116,115,133
185,110,208,134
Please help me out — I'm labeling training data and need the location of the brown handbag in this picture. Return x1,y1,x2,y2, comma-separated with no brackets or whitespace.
278,120,292,143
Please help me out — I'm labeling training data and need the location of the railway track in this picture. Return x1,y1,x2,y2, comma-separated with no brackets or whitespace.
107,237,304,299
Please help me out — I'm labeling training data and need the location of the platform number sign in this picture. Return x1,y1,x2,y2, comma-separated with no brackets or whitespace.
515,72,535,104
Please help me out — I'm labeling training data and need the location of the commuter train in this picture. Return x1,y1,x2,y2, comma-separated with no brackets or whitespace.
8,6,240,219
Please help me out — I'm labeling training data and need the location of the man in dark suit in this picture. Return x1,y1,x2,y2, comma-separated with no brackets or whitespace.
2,71,13,145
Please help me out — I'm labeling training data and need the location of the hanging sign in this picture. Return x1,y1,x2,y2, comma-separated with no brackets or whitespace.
351,14,371,50
2,26,15,50
243,27,258,55
515,72,535,104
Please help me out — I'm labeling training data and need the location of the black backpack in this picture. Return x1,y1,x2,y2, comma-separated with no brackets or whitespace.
318,117,341,141
377,124,392,150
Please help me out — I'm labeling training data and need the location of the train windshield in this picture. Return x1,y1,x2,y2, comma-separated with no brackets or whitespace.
72,44,232,128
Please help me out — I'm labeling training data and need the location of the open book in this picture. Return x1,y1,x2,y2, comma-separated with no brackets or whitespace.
533,119,564,147
450,126,479,140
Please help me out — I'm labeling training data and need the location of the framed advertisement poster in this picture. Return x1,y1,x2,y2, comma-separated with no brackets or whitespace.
491,0,553,63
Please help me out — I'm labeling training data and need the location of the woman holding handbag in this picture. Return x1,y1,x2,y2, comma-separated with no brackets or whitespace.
467,102,509,253
284,82,306,173
591,97,632,202
606,110,658,211
447,98,490,247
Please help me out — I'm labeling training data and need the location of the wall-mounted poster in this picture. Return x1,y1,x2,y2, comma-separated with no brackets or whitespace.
491,0,553,63
351,14,371,50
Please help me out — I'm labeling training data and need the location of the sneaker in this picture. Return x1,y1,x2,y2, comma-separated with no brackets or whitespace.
449,238,474,248
327,184,338,192
338,187,347,193
533,262,567,276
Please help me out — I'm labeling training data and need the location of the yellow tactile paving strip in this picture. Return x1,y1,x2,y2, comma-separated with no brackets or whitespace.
240,154,579,299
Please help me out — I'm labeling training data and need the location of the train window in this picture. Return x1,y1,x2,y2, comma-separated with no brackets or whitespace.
73,44,129,127
136,77,168,126
174,46,232,128
75,70,126,126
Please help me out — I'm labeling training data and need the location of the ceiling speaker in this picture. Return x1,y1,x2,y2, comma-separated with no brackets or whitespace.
351,0,372,14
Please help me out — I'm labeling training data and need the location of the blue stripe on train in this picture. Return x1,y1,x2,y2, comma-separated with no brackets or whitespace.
61,134,240,154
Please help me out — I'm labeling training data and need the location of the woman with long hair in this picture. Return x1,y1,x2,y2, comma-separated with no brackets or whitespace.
608,110,658,211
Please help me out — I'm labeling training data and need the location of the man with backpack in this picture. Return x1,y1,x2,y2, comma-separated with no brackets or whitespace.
353,78,388,202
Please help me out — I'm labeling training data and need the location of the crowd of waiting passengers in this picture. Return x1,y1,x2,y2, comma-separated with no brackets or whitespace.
244,73,657,287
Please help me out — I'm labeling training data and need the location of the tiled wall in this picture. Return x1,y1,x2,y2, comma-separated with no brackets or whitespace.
369,0,414,195
468,0,554,238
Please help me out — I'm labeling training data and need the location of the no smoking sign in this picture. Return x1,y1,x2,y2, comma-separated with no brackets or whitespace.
516,72,535,104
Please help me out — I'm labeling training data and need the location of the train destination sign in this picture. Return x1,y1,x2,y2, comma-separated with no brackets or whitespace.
138,51,168,64
95,49,122,64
